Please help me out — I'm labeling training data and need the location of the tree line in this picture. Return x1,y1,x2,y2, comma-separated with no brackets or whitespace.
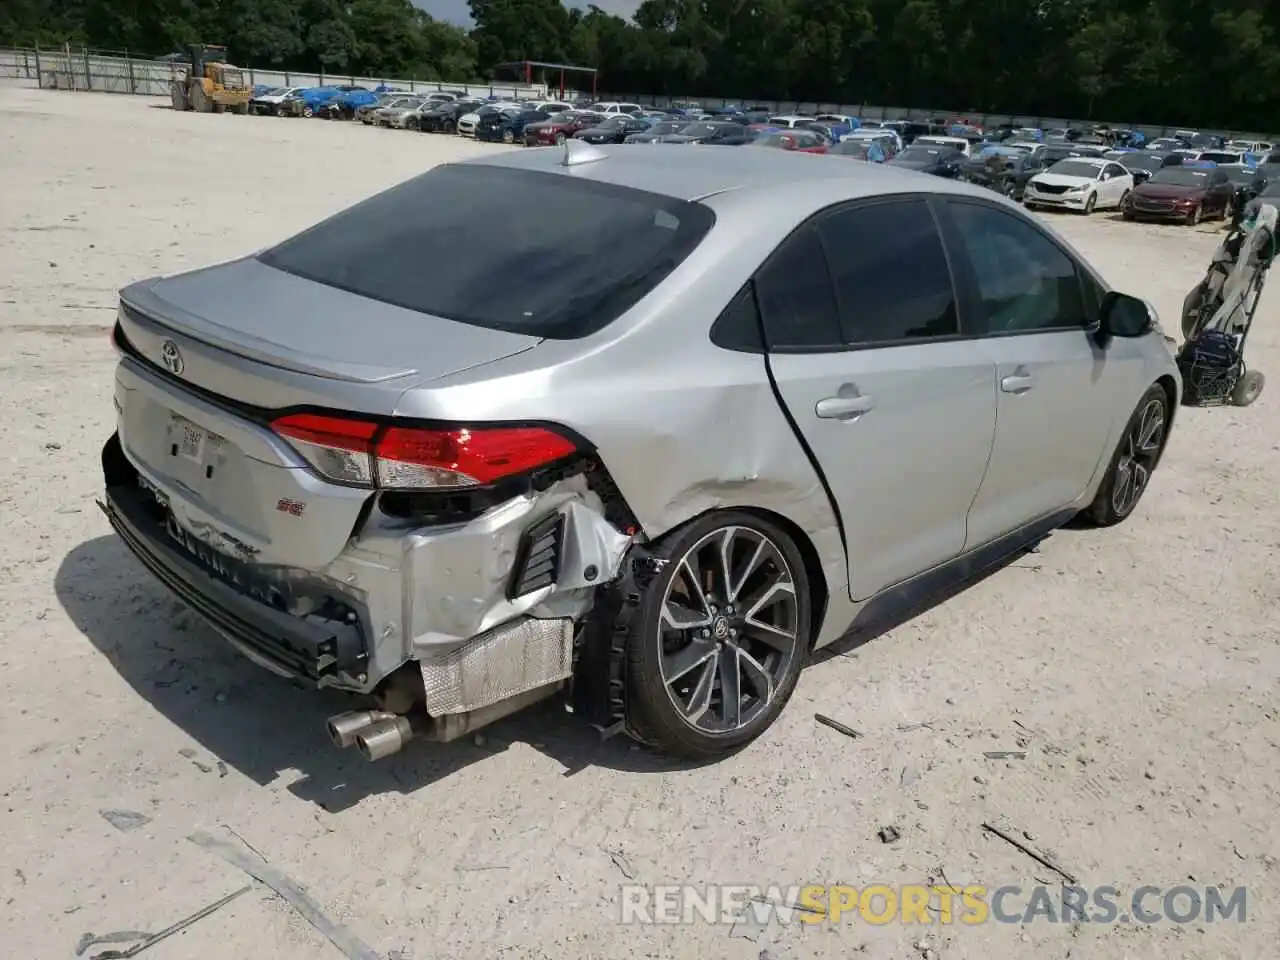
3,0,1279,129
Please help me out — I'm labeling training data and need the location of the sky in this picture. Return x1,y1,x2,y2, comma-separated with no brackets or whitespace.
412,0,640,28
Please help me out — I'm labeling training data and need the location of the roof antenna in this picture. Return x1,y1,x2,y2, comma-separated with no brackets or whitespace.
562,138,608,167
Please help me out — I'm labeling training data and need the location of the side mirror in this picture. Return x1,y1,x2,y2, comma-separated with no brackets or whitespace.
1096,290,1157,342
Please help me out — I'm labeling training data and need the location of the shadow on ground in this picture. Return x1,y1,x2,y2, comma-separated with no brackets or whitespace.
56,526,1056,809
55,536,710,812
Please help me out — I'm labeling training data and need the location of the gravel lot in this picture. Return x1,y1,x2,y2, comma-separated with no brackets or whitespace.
2,83,1277,960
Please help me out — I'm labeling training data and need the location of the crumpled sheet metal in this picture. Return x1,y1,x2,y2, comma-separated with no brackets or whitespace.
554,498,634,591
390,473,631,658
419,615,574,716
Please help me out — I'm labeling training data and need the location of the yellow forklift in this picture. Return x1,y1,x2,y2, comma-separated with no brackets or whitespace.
169,44,251,114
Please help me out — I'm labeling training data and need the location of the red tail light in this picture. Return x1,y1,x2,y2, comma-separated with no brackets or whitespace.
271,413,578,490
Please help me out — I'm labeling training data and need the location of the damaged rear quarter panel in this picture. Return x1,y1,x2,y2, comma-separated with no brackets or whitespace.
390,210,849,645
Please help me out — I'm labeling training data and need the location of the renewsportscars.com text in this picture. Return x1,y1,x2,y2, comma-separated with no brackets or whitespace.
619,884,1247,926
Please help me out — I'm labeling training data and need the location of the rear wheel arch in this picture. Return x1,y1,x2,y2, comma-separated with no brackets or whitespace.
1153,374,1179,464
643,503,830,649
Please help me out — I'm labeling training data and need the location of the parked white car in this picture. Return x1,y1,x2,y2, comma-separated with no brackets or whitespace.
914,134,972,157
844,127,904,152
529,101,572,113
1005,140,1047,157
249,86,302,116
1225,139,1273,155
767,115,817,129
589,101,643,116
1024,157,1134,214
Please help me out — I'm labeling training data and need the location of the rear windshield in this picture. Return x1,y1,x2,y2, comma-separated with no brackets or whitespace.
258,164,716,339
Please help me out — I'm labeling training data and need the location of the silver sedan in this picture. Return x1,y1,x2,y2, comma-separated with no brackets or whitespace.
101,141,1179,761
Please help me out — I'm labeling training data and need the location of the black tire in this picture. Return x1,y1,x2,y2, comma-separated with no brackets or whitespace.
1082,192,1097,215
623,511,812,757
502,128,515,144
1181,282,1208,341
1083,385,1170,526
1231,369,1264,407
1186,204,1201,226
1222,196,1234,222
555,132,566,145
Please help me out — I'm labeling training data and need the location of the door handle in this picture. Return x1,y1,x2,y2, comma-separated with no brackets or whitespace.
815,394,875,420
1000,374,1035,394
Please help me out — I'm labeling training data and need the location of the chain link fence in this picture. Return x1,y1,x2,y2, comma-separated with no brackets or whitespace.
0,47,545,100
2,47,1274,141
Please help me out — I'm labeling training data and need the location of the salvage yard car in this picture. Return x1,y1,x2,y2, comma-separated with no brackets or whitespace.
887,144,965,178
100,144,1179,763
1023,157,1134,214
1122,164,1236,224
523,110,602,146
476,107,549,143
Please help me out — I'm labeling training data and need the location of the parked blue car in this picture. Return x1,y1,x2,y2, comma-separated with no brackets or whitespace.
319,88,387,120
280,86,344,117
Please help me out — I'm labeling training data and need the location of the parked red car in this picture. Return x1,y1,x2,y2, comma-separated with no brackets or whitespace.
1122,164,1235,225
523,111,602,146
750,129,829,154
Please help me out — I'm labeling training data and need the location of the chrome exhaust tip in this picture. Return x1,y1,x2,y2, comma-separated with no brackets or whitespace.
326,710,393,749
355,715,418,762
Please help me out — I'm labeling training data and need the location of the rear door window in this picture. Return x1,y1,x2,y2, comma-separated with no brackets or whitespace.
258,165,715,339
940,201,1087,334
814,199,959,344
754,226,842,350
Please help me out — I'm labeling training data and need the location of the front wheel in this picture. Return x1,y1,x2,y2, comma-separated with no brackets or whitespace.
555,132,566,145
624,513,811,757
502,128,515,144
1082,192,1097,215
1083,385,1170,526
1186,204,1202,226
1118,189,1130,210
302,105,314,118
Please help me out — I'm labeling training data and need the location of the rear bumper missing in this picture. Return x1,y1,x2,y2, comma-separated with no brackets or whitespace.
99,485,350,684
101,429,636,716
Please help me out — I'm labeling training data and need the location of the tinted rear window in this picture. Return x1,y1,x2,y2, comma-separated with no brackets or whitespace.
258,164,715,339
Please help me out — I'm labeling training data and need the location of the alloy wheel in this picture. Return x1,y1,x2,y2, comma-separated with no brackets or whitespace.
1111,397,1165,517
658,526,800,735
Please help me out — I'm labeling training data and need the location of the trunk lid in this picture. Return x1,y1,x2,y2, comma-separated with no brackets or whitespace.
124,258,539,386
114,259,541,569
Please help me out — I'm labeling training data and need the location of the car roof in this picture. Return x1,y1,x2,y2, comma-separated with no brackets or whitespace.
1051,157,1107,166
451,142,994,204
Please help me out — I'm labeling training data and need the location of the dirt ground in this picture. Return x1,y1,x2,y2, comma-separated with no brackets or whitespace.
1,83,1277,960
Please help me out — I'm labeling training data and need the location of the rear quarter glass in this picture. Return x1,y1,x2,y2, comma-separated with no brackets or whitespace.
257,165,715,340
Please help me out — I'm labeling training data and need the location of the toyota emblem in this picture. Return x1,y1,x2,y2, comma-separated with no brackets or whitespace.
160,339,184,376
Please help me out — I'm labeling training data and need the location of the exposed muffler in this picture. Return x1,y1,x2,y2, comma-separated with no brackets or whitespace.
326,710,394,749
355,714,426,762
327,682,563,761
